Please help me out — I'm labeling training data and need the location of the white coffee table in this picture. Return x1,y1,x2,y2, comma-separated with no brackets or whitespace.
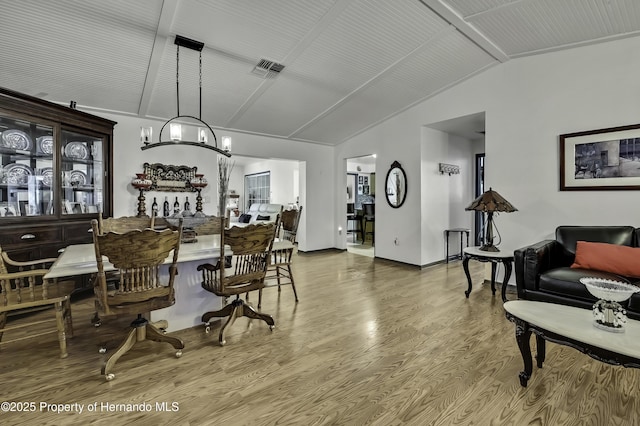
504,300,640,387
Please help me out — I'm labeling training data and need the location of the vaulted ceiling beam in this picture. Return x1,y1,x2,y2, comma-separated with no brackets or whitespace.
137,0,179,117
419,0,510,63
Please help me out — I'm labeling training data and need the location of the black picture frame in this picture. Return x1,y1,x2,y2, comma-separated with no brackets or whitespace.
560,123,640,190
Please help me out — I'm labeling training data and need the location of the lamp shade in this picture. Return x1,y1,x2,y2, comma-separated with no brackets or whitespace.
465,187,517,213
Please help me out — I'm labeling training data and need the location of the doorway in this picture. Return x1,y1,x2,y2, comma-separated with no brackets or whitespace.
346,155,376,258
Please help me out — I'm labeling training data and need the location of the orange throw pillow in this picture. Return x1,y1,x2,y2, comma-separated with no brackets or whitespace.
571,241,640,278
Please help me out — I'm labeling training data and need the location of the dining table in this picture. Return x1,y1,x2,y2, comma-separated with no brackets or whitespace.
44,234,229,332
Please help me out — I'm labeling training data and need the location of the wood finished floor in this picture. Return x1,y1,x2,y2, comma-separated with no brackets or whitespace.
1,250,638,426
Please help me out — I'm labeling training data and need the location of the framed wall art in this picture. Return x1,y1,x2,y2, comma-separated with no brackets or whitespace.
560,123,640,190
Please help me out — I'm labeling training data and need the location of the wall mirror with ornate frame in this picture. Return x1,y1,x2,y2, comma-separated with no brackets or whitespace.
385,161,407,208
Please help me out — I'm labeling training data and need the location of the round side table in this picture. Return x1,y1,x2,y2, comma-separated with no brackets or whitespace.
462,246,514,302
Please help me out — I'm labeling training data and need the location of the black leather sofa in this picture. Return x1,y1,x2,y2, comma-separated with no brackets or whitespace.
514,226,640,320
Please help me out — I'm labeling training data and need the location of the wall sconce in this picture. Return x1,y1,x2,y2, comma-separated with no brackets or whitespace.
439,163,460,176
221,136,232,152
198,128,208,143
170,123,182,141
140,127,152,145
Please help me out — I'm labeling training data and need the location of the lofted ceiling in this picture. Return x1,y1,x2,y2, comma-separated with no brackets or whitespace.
1,0,640,146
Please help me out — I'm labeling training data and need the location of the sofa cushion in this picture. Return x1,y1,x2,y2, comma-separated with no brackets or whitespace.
539,267,630,302
571,241,640,278
246,203,282,223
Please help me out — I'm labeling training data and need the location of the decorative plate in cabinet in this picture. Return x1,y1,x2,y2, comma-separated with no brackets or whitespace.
64,142,89,160
2,163,33,185
36,135,54,155
38,167,54,187
69,170,87,186
1,130,32,151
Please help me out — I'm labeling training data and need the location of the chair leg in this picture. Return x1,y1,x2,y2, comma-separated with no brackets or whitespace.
54,301,68,359
218,303,241,346
150,319,168,330
241,302,275,327
276,266,282,292
258,287,263,309
102,327,138,378
62,298,74,338
0,312,6,342
202,302,236,324
145,323,184,350
287,264,299,302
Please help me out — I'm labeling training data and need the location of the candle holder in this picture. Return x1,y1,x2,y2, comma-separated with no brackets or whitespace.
190,174,208,217
131,173,152,217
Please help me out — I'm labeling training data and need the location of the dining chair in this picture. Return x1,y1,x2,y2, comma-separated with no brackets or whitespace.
362,203,375,244
347,203,364,243
0,246,74,358
259,207,303,308
92,213,164,327
198,221,276,346
91,218,184,381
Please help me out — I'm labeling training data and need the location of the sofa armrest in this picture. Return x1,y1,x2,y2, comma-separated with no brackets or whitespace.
515,239,564,298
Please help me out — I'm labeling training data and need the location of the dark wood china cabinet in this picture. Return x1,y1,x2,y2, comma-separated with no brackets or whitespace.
0,87,115,260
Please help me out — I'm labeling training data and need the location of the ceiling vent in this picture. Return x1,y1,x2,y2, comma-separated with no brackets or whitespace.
251,59,285,79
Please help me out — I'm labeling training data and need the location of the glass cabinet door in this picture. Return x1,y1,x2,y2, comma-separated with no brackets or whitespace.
0,114,55,217
61,129,104,215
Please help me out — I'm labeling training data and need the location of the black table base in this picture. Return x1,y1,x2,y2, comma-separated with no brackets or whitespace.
505,311,640,387
462,251,513,302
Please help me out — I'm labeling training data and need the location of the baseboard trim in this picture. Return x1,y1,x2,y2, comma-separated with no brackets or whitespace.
298,248,345,255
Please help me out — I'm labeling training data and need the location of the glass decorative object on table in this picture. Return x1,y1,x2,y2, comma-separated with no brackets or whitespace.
580,277,640,333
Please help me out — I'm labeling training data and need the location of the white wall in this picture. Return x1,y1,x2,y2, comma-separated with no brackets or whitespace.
338,34,640,267
92,113,333,252
243,158,299,207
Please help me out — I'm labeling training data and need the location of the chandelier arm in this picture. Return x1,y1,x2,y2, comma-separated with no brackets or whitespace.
157,115,218,147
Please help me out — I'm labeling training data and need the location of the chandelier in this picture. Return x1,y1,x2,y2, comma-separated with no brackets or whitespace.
141,35,231,157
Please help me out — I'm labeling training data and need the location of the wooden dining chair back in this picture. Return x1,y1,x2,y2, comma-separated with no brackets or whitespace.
198,221,276,346
260,207,303,308
90,218,184,381
0,246,74,358
190,215,225,235
278,207,303,243
97,214,159,234
92,213,169,325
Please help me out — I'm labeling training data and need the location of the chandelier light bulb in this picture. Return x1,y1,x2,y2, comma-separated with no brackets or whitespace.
170,123,182,141
222,136,232,152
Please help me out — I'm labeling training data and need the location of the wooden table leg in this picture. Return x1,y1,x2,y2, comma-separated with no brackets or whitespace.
445,230,450,263
462,254,472,298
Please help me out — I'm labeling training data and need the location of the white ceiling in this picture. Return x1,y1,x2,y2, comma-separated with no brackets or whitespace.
2,0,640,146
